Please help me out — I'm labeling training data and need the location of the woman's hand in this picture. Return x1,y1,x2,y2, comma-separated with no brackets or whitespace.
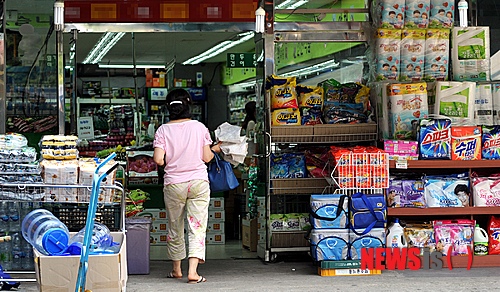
211,141,222,153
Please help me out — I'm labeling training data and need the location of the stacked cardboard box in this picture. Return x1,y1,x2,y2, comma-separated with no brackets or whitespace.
256,197,266,256
207,197,225,244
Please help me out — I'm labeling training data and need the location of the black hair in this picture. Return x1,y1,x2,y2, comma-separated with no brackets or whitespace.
166,88,192,120
241,101,257,130
383,63,389,67
454,184,470,195
389,11,396,15
414,10,420,15
439,9,445,13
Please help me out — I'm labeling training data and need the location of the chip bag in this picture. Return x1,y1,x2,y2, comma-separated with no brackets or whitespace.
297,85,323,109
272,108,301,126
267,75,299,110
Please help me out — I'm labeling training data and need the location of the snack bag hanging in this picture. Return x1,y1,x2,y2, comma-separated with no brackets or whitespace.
451,127,481,160
266,75,299,110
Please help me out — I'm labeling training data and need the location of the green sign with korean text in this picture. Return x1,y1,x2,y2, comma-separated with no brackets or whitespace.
227,53,256,68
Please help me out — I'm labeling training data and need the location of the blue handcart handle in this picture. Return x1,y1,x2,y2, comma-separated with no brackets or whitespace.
75,153,119,292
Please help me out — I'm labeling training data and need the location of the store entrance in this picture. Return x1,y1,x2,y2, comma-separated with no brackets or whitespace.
63,29,261,261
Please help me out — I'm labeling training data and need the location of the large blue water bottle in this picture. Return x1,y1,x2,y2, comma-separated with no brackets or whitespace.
21,209,69,256
67,222,112,255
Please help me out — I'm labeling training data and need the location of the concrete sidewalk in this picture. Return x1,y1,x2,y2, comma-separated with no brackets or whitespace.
15,258,500,291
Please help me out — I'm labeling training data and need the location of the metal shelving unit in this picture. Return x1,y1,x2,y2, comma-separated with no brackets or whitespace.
258,1,374,262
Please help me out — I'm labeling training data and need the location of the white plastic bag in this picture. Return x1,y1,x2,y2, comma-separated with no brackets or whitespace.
215,122,242,143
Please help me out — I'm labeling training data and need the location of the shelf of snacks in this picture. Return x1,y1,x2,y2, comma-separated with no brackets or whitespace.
389,160,500,169
388,206,500,216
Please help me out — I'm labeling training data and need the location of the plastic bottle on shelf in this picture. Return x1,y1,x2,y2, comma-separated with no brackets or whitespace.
9,202,20,232
0,239,12,270
11,232,22,270
21,209,69,256
387,218,407,249
474,224,489,255
0,202,8,233
67,222,113,255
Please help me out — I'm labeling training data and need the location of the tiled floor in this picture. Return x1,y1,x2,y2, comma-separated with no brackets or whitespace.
150,239,257,261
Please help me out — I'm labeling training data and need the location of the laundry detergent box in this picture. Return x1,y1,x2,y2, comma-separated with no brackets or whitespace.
388,82,429,140
419,118,451,159
405,0,430,29
452,27,491,81
400,29,426,81
425,29,450,82
451,127,482,160
376,29,402,81
482,126,500,159
429,0,454,28
379,0,405,29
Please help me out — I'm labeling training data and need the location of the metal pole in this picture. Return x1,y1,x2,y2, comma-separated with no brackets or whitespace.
0,0,6,134
71,29,78,134
57,30,65,135
132,32,141,144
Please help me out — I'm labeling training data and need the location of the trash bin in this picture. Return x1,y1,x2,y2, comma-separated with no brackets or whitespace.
125,217,152,274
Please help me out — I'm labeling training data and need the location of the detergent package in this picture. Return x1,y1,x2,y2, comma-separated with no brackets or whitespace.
379,0,405,29
434,219,475,256
419,118,451,159
297,85,323,109
404,223,436,255
269,214,285,231
424,29,450,82
472,176,500,207
429,0,454,28
424,173,470,207
405,0,430,29
388,83,429,140
271,108,301,126
387,179,404,207
266,75,299,110
451,127,482,160
376,29,402,81
400,29,426,81
488,215,500,255
301,108,322,125
482,126,500,160
270,153,306,179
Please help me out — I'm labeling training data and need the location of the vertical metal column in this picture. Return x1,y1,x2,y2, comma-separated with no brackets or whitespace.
70,29,78,134
56,30,65,135
132,32,141,143
0,1,6,134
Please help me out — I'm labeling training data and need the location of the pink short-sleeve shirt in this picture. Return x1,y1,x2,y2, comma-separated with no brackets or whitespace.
153,120,212,185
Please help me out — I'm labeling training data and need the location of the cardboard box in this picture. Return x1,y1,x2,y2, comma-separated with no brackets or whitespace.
137,208,168,222
242,218,258,252
207,222,225,233
34,232,127,292
384,140,418,155
150,232,169,246
209,197,224,210
208,210,225,222
151,221,168,233
206,233,225,245
257,230,266,243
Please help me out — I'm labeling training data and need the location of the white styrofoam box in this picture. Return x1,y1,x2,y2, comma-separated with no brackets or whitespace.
206,233,225,245
137,208,168,222
151,221,168,233
208,210,225,222
209,197,224,210
257,218,266,231
207,222,225,233
257,230,266,243
150,232,168,246
242,217,250,227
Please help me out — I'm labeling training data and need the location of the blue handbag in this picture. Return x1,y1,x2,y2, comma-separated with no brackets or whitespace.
208,151,239,193
349,193,386,235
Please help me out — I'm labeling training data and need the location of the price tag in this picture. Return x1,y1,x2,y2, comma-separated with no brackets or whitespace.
395,160,408,169
334,269,371,276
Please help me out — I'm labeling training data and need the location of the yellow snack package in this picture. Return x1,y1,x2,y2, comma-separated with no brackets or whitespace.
297,85,324,109
272,108,301,126
267,75,298,110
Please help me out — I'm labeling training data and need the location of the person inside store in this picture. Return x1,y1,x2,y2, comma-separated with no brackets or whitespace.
153,88,221,284
241,101,257,158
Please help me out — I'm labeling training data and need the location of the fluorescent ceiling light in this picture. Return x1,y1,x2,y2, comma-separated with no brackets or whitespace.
280,59,339,78
182,32,255,65
276,0,308,9
83,32,126,64
98,64,166,69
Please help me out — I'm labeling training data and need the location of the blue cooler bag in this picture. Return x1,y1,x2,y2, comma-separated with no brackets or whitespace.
349,193,387,235
310,194,347,229
349,228,386,260
310,229,350,261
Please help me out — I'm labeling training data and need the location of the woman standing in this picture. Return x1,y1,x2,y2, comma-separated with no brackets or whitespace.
153,88,221,284
241,101,256,157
